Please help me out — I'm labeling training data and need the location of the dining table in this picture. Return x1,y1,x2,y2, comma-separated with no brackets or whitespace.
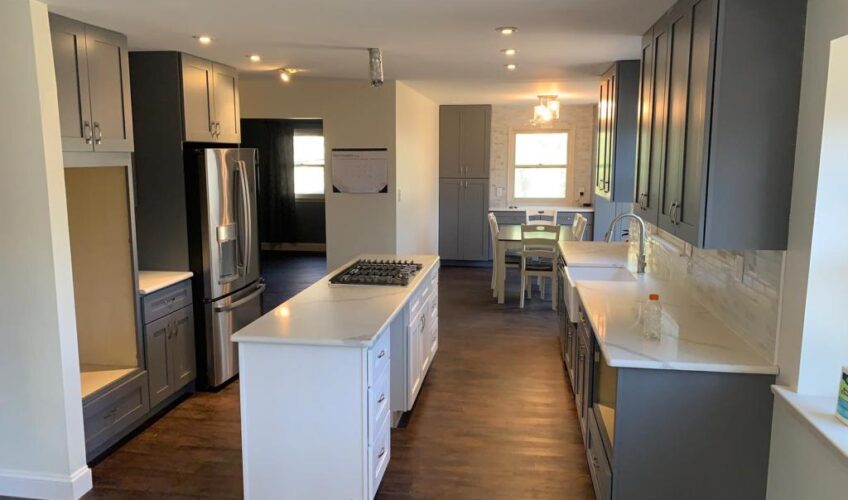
495,224,577,304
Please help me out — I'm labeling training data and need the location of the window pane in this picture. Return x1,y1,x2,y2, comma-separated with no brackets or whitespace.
294,166,324,195
293,134,324,166
514,167,566,198
515,132,567,166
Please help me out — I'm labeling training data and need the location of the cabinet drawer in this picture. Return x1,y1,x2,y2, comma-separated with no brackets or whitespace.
368,326,391,387
368,369,390,443
142,280,192,324
83,370,149,452
368,415,391,498
587,411,613,500
491,211,526,226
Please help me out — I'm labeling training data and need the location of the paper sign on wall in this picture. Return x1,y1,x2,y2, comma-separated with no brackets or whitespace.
331,148,389,194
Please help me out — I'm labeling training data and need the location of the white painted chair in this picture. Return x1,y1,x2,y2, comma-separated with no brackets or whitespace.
572,213,588,241
519,224,561,310
488,213,520,297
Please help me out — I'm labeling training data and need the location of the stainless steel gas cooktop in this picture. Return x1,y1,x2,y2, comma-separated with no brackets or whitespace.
329,259,423,286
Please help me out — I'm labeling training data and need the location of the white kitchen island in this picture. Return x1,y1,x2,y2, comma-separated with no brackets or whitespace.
233,254,440,500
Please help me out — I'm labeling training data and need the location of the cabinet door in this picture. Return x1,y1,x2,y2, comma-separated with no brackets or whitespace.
407,312,423,403
212,63,241,144
595,78,608,195
460,179,489,261
144,314,173,408
635,30,656,222
85,25,133,152
645,22,671,231
605,71,616,196
438,179,462,259
50,15,93,152
181,54,215,142
659,4,693,234
439,106,462,178
459,105,490,178
170,306,196,388
676,0,716,244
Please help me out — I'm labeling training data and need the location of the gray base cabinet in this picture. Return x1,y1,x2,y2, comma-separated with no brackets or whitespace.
82,370,149,461
439,178,489,261
142,281,196,408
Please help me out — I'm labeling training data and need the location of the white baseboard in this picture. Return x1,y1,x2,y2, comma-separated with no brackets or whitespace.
0,465,92,500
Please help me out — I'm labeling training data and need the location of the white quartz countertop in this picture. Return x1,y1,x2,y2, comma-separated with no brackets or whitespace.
232,255,440,347
491,206,595,213
771,385,848,465
138,271,193,295
562,242,777,375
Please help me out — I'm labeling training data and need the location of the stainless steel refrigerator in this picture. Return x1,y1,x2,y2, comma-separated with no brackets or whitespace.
186,148,263,389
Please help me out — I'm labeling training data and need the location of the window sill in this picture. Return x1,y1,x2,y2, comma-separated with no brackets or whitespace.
772,385,848,466
295,195,325,202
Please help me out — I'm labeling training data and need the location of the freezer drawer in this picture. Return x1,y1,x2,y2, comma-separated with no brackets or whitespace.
203,280,264,387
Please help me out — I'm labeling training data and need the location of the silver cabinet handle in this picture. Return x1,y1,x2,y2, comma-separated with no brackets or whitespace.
83,121,92,144
93,122,102,144
378,447,386,459
214,283,266,312
377,393,386,404
377,350,386,359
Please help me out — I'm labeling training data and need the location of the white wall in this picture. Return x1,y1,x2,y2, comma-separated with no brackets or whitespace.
395,82,439,255
0,0,91,498
777,0,848,396
239,77,398,269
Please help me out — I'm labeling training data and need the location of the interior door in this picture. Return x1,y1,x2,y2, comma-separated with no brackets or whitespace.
460,179,489,261
438,179,462,259
212,64,241,143
460,106,490,178
439,106,462,177
181,54,215,142
85,25,133,152
635,29,656,221
50,15,93,152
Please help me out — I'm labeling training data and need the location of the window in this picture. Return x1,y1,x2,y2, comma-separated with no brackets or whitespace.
293,130,325,197
510,130,570,202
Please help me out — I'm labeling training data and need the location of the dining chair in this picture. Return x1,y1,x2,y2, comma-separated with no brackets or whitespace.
572,214,588,241
519,224,561,310
526,209,556,225
488,213,521,297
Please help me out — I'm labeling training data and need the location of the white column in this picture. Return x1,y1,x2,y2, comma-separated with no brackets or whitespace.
0,0,91,498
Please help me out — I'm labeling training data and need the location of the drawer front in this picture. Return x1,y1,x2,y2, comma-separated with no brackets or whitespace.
368,368,391,443
83,370,150,452
556,211,594,227
427,295,439,359
142,280,192,324
368,326,391,387
587,411,613,500
491,211,526,226
368,415,391,498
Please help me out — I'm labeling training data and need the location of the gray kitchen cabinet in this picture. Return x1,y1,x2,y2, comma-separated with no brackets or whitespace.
50,14,133,153
142,281,195,408
439,105,491,179
638,0,806,249
181,54,241,143
439,178,489,261
82,370,149,461
595,61,638,202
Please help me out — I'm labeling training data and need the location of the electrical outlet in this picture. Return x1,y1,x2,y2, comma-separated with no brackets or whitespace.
734,255,745,282
496,186,504,197
684,242,693,258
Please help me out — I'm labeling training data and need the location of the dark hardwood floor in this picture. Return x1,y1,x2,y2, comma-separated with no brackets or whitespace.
83,265,593,499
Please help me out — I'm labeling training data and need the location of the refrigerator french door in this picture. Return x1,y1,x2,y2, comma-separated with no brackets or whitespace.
187,148,263,388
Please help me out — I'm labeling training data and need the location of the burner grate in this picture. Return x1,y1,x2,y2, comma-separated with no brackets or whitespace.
329,259,423,286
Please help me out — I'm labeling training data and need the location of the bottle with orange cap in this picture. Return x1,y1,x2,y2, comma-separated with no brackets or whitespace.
643,293,661,340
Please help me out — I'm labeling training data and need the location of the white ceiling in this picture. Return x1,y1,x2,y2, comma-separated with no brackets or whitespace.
45,0,674,104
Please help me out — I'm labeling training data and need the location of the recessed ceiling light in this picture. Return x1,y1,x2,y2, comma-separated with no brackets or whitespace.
279,68,299,83
496,26,518,35
248,54,261,62
505,63,517,71
501,48,517,56
193,35,213,45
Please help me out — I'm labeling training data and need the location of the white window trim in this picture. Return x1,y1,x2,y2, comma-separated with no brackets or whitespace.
507,128,575,206
293,129,325,200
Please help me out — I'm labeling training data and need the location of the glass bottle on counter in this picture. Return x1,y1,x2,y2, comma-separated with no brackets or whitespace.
643,293,661,340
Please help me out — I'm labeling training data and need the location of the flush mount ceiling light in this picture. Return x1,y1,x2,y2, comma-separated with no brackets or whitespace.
193,35,213,45
501,48,517,56
496,26,518,35
248,54,261,62
279,68,298,82
533,95,560,123
505,63,517,71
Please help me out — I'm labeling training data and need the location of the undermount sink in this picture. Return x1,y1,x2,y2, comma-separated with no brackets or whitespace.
564,266,636,323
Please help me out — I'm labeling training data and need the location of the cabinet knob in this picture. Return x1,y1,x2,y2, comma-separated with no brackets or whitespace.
377,393,386,404
378,447,386,459
377,350,386,359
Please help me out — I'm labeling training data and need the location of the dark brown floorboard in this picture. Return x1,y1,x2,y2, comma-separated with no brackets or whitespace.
84,266,593,499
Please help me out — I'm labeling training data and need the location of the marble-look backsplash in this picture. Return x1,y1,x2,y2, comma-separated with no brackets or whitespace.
637,222,784,362
489,104,596,208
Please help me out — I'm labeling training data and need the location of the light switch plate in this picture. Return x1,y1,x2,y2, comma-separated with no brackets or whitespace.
496,187,504,197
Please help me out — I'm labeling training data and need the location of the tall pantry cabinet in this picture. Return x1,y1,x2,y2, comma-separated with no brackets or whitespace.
634,0,806,249
438,105,491,261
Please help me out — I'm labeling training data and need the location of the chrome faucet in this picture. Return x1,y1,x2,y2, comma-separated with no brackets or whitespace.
605,213,647,274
